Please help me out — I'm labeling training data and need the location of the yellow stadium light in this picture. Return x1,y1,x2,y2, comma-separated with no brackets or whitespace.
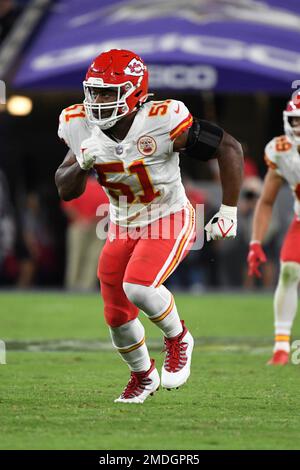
7,95,33,116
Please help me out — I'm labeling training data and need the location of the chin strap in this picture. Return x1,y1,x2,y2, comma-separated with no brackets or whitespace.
135,93,154,111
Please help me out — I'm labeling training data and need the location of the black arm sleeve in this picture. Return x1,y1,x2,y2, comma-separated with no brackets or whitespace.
180,118,224,161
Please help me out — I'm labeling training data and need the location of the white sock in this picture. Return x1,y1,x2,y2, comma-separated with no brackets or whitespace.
123,282,183,338
273,262,300,353
109,318,151,372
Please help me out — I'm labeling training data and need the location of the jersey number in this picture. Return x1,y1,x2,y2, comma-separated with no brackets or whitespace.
95,160,160,204
275,136,292,152
148,100,172,117
64,104,85,122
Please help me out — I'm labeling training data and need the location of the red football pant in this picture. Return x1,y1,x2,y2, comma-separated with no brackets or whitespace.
98,203,195,327
280,216,300,263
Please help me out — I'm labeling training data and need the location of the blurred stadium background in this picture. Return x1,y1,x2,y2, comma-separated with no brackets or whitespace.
1,0,299,291
1,0,300,451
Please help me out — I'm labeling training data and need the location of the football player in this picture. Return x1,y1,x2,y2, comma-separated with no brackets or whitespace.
55,49,243,403
248,95,300,365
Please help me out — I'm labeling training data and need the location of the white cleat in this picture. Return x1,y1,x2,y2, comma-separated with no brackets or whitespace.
114,359,160,404
161,320,194,390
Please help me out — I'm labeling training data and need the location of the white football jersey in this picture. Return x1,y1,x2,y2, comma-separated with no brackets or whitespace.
58,100,193,227
265,135,300,217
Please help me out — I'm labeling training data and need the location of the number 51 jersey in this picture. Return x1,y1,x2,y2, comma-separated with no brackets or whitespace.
58,99,193,227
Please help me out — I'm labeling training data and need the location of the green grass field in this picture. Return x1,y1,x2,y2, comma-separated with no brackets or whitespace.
0,291,300,450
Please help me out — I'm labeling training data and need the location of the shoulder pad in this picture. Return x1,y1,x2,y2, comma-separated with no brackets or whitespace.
58,103,86,146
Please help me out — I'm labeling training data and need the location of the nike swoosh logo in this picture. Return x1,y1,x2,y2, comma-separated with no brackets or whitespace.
174,104,180,114
217,219,234,237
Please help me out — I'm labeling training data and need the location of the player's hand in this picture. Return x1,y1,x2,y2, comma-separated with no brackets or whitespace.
247,241,267,278
79,126,101,171
204,204,237,241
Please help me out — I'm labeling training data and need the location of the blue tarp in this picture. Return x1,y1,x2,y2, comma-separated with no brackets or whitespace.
14,0,300,92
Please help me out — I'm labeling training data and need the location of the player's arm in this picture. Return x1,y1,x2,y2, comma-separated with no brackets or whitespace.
55,149,89,201
174,125,243,205
251,168,283,242
214,131,243,206
174,120,243,240
247,168,283,277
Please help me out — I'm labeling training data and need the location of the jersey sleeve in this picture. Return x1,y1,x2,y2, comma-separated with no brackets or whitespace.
264,137,288,177
168,100,193,141
57,104,87,158
58,108,71,147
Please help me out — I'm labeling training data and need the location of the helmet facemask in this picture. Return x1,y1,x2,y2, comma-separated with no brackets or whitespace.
283,111,300,145
83,78,140,129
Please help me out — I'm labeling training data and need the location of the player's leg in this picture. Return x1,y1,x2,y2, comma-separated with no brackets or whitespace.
123,203,196,388
123,283,182,337
268,217,300,365
98,223,159,402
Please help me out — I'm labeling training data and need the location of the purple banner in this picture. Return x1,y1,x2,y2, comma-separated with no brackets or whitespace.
13,0,300,92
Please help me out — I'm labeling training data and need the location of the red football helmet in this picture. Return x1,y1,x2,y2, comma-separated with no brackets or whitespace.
283,93,300,144
83,49,149,129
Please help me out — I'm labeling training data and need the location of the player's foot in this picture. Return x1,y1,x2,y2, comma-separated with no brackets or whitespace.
114,359,160,404
267,350,289,366
161,320,194,389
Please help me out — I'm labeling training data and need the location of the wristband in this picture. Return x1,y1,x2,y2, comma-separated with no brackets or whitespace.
219,204,237,219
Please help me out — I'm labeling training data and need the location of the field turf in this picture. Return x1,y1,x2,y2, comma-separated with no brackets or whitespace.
0,292,300,450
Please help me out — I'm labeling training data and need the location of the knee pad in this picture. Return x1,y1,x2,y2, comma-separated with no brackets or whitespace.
279,262,300,287
123,282,148,308
123,282,172,315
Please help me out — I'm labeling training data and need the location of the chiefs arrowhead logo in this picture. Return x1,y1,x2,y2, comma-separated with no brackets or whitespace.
137,135,157,156
124,59,145,76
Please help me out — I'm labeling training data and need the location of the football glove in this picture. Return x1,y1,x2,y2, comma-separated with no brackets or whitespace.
247,241,267,278
79,126,101,171
204,204,237,241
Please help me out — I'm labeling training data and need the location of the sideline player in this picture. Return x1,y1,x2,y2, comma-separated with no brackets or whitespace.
248,95,300,365
55,49,243,402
